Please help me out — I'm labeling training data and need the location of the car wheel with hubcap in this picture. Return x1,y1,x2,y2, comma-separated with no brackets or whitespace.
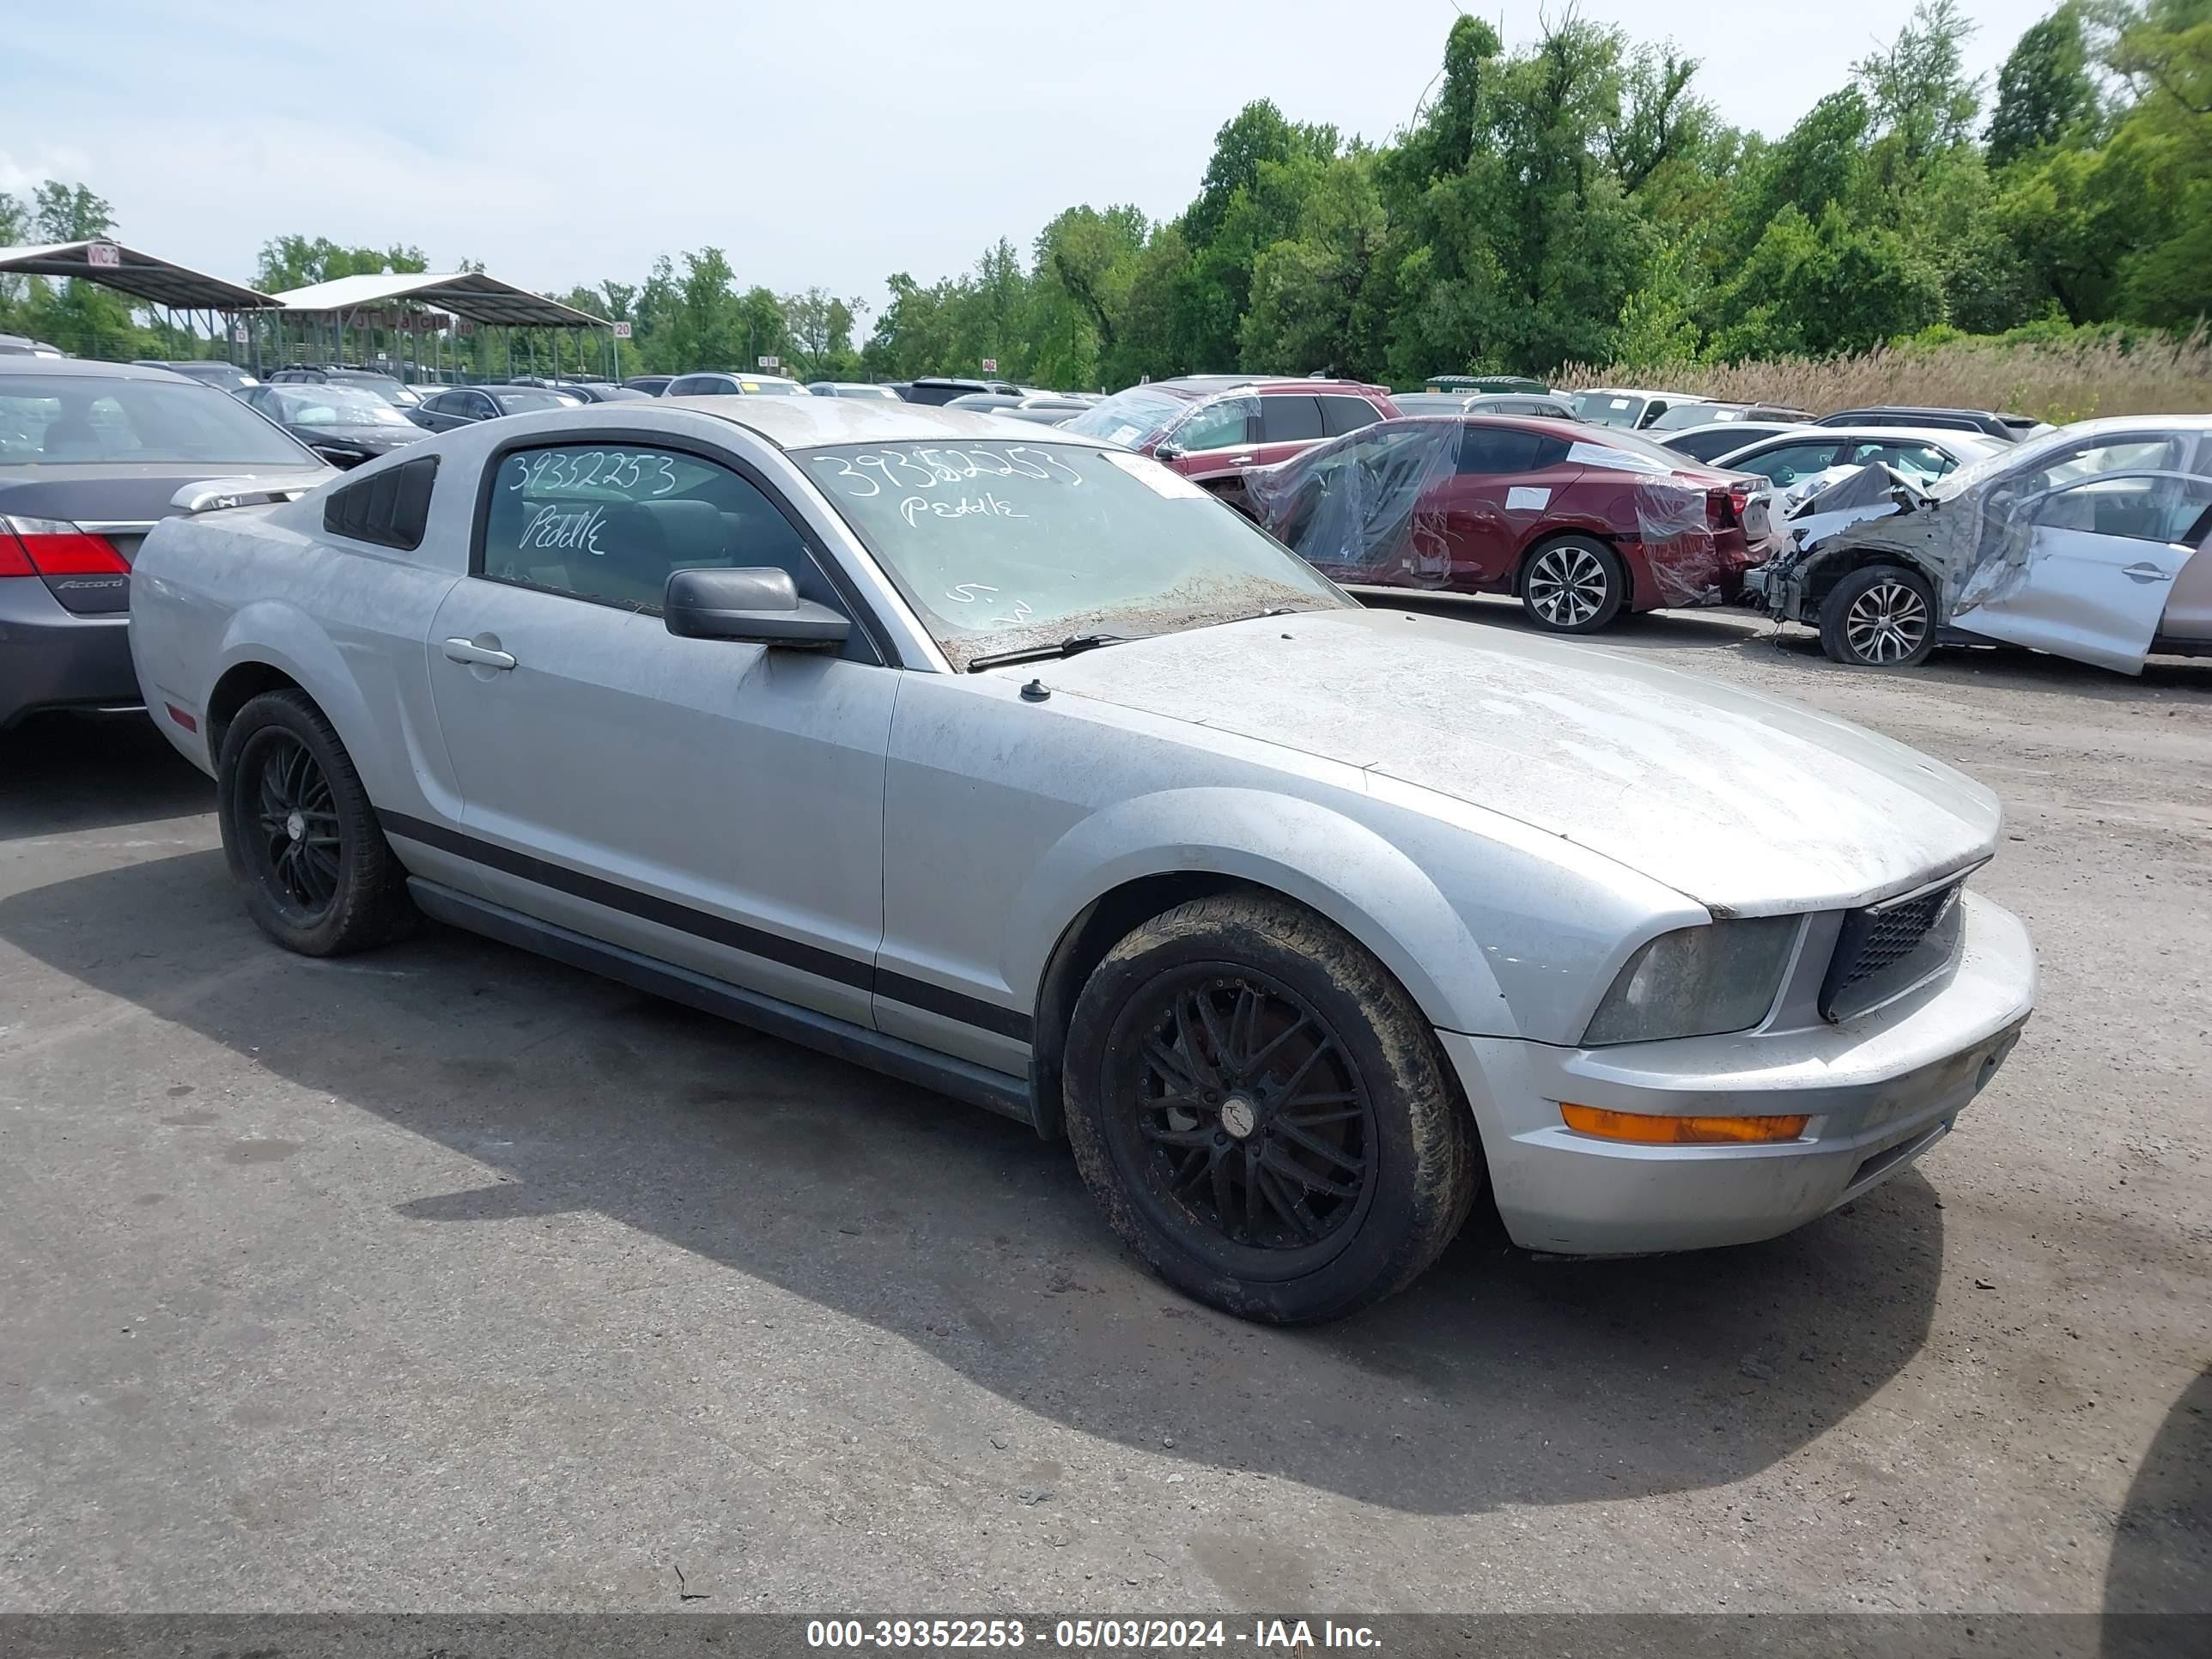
1063,894,1480,1323
1820,564,1936,667
216,689,416,955
1520,537,1627,633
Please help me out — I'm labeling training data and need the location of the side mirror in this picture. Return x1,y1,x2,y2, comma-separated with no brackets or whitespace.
1154,442,1183,462
664,567,850,648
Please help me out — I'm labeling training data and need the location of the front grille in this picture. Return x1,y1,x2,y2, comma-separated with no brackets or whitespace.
1820,878,1965,1021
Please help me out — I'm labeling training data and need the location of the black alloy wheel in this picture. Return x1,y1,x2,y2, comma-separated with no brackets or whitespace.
1061,893,1480,1322
216,687,416,956
240,727,343,921
1108,968,1378,1273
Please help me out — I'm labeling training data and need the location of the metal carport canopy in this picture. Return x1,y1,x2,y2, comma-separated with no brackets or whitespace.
268,270,608,326
0,240,281,311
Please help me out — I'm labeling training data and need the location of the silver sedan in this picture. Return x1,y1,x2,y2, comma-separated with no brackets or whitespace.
127,398,2036,1323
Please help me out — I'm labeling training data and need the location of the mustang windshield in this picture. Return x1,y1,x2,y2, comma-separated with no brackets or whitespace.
803,439,1348,668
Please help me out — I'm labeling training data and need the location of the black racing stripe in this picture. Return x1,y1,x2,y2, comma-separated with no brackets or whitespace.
380,811,1032,1043
876,969,1034,1042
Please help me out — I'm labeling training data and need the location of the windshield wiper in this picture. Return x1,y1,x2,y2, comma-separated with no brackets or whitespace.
966,632,1146,672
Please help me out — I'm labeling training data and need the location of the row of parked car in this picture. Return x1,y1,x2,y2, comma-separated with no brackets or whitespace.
1039,373,2208,672
125,360,1112,464
4,351,2204,738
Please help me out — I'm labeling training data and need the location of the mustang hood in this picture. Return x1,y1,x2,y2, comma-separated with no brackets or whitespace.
1036,608,1998,913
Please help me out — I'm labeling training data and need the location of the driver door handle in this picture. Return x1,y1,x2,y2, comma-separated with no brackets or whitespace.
2122,562,2173,584
1224,453,1255,465
442,637,516,670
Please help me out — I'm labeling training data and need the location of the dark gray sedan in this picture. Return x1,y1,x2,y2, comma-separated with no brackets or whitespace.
241,382,431,468
407,385,582,432
1,359,329,728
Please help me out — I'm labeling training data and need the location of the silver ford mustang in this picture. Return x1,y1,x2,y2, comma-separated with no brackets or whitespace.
129,398,2037,1323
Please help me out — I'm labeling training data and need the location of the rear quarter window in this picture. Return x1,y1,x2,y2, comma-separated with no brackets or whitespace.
1318,394,1382,437
322,455,440,552
1259,396,1324,442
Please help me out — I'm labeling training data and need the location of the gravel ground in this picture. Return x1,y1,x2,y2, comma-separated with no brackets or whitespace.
0,606,2205,1616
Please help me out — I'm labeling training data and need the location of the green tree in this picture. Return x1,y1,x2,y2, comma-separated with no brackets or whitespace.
1986,3,2101,166
1712,204,1946,356
1854,0,1984,163
783,286,864,380
1239,154,1390,376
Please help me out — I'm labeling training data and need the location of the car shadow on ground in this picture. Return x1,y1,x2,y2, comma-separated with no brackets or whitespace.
2104,1366,2211,1622
0,711,212,842
0,833,1951,1518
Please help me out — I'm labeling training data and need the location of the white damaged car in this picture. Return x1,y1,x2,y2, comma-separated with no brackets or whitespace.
128,398,2037,1322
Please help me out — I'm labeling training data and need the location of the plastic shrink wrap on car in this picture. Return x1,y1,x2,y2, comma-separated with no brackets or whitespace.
1238,420,1462,583
1144,388,1262,455
1565,439,1733,606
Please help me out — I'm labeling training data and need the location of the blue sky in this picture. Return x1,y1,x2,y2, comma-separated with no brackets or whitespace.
3,0,2053,313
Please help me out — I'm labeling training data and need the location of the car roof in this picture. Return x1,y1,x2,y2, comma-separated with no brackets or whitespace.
0,356,196,382
1729,425,2000,448
1825,404,2008,418
1666,420,1814,440
663,396,1088,449
676,369,804,386
1149,374,1387,396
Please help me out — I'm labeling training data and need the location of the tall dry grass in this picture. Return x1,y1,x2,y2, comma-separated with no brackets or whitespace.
1553,330,2212,422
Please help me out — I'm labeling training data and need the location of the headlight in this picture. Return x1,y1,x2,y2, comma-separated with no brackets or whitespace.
1582,917,1800,1047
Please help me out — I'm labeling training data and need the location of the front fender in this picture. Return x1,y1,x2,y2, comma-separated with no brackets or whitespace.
1002,786,1509,1037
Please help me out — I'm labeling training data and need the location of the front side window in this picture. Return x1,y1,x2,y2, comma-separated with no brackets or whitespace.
482,442,817,614
1173,399,1255,453
2029,471,2212,544
802,439,1346,669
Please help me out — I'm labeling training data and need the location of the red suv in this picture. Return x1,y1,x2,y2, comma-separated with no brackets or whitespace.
1060,376,1398,489
1237,415,1764,633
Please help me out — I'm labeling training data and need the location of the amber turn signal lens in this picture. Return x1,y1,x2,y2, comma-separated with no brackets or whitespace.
1559,1103,1810,1145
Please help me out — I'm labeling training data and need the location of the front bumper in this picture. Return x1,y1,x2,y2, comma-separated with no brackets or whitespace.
1442,891,2036,1255
0,580,141,729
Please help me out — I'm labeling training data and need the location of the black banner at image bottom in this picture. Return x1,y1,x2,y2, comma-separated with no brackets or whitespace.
0,1614,2206,1659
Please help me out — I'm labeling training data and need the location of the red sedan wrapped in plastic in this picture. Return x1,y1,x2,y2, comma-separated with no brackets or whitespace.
1234,415,1767,633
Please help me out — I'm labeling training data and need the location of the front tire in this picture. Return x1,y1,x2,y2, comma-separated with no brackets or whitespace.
1062,895,1480,1323
1521,537,1627,633
216,689,415,956
1820,564,1936,667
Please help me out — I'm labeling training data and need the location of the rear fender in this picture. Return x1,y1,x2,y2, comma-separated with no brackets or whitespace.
208,602,453,819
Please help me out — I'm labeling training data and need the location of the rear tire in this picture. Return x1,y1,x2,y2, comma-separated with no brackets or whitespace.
216,690,416,956
1520,537,1627,633
1820,564,1936,667
1062,894,1480,1324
